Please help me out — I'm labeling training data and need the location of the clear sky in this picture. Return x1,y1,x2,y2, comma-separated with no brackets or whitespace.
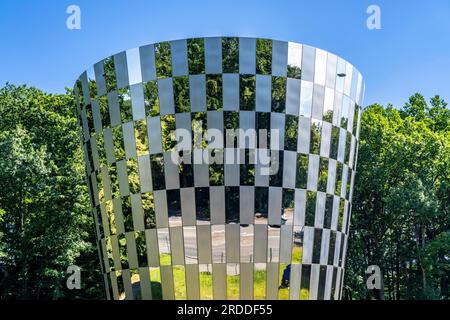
1,0,449,108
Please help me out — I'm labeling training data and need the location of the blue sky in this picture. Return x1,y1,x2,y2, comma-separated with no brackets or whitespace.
0,0,449,108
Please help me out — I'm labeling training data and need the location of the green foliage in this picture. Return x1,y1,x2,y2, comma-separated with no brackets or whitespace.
0,84,103,300
345,95,450,300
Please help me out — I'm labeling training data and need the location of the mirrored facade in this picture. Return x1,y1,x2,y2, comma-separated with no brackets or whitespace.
74,37,364,300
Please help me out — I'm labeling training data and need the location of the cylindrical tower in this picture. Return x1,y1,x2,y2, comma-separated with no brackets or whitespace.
74,37,364,300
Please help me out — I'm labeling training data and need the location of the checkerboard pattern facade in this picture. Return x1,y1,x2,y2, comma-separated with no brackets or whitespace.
74,37,364,300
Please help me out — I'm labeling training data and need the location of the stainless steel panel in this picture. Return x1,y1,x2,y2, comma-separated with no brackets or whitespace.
205,37,222,74
344,62,353,97
194,164,209,187
282,151,296,188
314,49,327,86
240,225,254,263
255,75,271,112
210,186,225,225
224,161,240,186
103,128,115,164
116,160,130,197
309,264,320,300
226,224,240,263
294,189,306,226
139,267,152,300
320,121,332,158
138,155,153,193
266,262,279,300
297,116,311,154
301,46,315,82
94,61,107,96
170,226,184,265
239,186,254,224
130,193,145,231
197,225,212,263
336,58,346,93
307,154,319,192
185,264,200,299
139,44,157,82
240,263,254,299
223,73,239,111
145,229,160,267
324,265,334,300
122,269,133,300
125,231,138,269
147,116,163,154
315,192,326,228
325,53,337,89
171,39,189,77
92,100,103,133
107,91,121,127
320,229,331,265
254,224,268,263
183,226,198,264
300,80,313,117
160,265,175,300
126,48,142,86
270,113,285,151
212,225,226,263
158,78,175,115
164,151,180,190
207,111,224,147
189,75,206,112
239,37,256,74
80,72,90,105
272,40,288,77
154,190,168,228
239,113,256,150
130,83,146,121
123,122,137,159
268,187,282,225
181,188,196,226
286,78,301,116
327,159,336,195
312,84,325,120
267,226,280,263
279,225,293,263
289,264,301,300
114,52,129,89
302,226,314,264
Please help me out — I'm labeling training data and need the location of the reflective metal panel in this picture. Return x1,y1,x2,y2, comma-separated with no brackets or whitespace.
75,37,364,301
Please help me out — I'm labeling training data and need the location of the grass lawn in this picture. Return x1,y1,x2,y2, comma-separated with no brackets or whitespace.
134,253,310,300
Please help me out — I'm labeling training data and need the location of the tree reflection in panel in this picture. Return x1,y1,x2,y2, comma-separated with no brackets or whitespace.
212,225,226,263
292,227,303,264
199,264,213,300
278,263,290,300
240,225,254,263
300,265,311,300
254,263,267,300
157,228,172,266
150,267,162,300
173,265,187,300
267,226,280,263
227,263,240,300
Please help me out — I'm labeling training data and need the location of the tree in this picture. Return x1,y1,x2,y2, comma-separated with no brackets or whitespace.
0,84,103,299
346,94,450,300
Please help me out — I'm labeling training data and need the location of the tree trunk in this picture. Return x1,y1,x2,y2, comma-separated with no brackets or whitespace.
395,242,401,300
